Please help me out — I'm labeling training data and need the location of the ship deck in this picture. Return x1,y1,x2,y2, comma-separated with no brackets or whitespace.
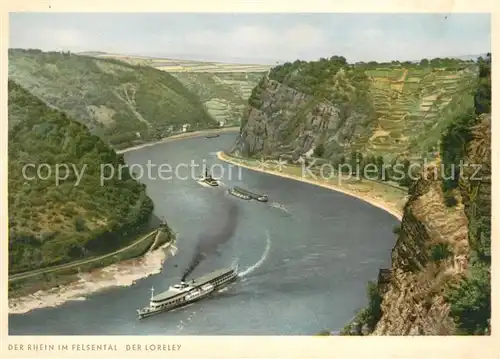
152,267,235,302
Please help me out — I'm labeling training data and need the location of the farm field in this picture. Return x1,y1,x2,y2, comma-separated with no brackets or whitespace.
91,53,272,73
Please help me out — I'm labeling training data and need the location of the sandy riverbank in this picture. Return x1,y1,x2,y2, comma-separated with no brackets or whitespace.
217,151,403,221
116,127,240,154
9,242,178,315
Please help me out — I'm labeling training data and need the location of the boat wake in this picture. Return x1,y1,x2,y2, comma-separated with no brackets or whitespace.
270,202,290,213
238,231,271,278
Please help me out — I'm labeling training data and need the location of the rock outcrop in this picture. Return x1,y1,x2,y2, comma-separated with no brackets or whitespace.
373,113,490,334
231,77,371,159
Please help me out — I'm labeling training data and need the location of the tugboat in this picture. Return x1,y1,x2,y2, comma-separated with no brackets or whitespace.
230,186,268,202
197,168,220,187
136,264,239,319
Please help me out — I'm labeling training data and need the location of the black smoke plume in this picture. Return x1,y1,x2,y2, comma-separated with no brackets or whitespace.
181,193,239,282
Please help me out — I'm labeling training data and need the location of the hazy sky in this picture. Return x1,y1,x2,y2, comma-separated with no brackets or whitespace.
9,13,490,64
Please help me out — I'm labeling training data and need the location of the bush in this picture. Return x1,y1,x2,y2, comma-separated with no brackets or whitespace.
444,190,458,207
315,330,331,336
429,242,452,262
446,263,491,334
366,281,382,328
313,143,325,157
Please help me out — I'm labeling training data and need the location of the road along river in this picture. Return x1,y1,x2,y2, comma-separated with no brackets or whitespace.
8,132,399,335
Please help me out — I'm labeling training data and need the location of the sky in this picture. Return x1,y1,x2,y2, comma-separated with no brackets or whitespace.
9,13,491,64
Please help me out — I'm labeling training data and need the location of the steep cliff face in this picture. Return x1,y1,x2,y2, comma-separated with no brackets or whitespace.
232,59,476,161
231,76,372,158
372,164,469,334
371,113,491,335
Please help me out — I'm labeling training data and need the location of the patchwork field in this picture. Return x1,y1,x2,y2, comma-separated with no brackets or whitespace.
351,65,477,158
92,53,272,73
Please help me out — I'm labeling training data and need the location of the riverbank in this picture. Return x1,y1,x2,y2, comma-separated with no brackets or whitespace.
217,151,404,221
115,126,240,154
9,240,178,315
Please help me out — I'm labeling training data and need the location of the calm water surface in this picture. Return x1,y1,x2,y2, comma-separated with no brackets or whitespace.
9,133,399,335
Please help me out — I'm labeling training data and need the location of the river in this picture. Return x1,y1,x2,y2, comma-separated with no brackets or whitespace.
8,133,399,335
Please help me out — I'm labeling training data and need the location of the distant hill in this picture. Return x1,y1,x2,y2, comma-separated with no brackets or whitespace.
8,48,218,149
79,52,271,126
171,72,265,126
452,53,488,62
8,79,157,274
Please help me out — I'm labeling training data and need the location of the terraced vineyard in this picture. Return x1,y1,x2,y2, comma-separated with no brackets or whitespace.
170,72,265,125
352,65,477,158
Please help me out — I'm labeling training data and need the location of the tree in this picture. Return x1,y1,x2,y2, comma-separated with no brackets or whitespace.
475,53,491,115
398,159,412,187
375,156,385,180
349,150,363,175
446,264,491,334
313,143,325,157
420,58,429,67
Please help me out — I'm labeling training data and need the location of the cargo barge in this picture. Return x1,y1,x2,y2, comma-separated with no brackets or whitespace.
228,188,251,200
229,186,268,202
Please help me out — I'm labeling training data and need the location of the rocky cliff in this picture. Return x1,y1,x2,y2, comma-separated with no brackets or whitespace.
373,113,490,335
341,55,491,336
372,163,470,334
231,58,476,161
231,75,372,159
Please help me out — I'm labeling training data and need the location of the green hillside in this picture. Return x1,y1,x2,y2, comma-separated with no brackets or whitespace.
77,52,269,127
8,80,156,274
8,49,218,149
171,72,265,125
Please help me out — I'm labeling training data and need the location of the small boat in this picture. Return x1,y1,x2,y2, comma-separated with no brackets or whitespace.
205,134,220,139
197,168,220,187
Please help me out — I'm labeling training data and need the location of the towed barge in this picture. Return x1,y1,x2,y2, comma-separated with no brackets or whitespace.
137,264,238,319
229,186,268,202
228,188,251,200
